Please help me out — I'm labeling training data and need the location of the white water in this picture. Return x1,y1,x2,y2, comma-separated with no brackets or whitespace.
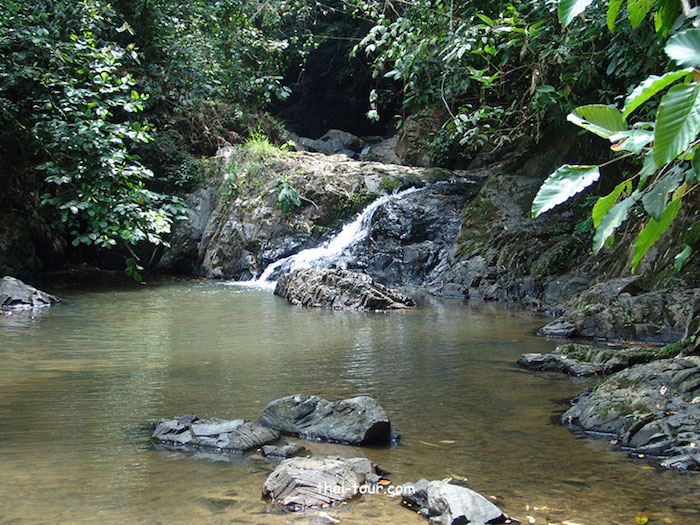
228,187,420,290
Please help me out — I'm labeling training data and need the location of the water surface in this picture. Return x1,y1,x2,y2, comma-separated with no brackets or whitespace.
1,278,698,524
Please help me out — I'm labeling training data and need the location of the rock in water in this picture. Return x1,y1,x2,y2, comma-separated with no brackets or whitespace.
258,394,392,445
274,268,415,310
151,415,279,453
260,442,307,459
400,479,508,525
262,455,385,510
0,276,60,309
562,356,700,470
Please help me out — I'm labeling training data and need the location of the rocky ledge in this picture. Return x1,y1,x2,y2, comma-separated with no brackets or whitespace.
517,343,678,377
562,356,700,470
258,394,394,446
151,415,279,453
400,479,509,525
0,276,60,309
262,455,387,510
274,268,415,310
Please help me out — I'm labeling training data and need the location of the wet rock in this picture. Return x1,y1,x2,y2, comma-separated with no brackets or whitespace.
359,136,402,165
260,442,307,459
275,268,415,311
518,343,678,377
562,356,700,470
400,479,508,525
0,276,60,309
258,394,393,445
262,455,386,510
537,319,577,338
297,129,364,158
517,352,602,377
151,415,279,453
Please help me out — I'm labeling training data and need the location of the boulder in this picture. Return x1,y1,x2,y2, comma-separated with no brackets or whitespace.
151,415,279,453
262,455,386,510
562,356,700,470
297,130,364,158
275,268,415,310
359,136,403,165
258,394,393,445
0,276,60,309
260,442,307,459
400,479,508,525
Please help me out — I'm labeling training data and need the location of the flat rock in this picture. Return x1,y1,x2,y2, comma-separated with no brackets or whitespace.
517,352,602,377
274,268,415,310
0,276,60,309
537,318,576,338
151,415,279,453
562,356,700,470
400,479,508,525
262,455,386,510
260,442,307,459
258,394,393,445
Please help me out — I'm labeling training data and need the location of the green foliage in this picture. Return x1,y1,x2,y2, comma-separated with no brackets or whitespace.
532,165,601,218
0,0,184,253
276,175,301,214
349,0,666,156
532,1,700,271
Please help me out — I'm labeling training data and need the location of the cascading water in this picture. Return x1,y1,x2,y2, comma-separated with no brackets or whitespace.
232,187,420,290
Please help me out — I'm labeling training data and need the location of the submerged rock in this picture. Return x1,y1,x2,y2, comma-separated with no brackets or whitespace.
262,455,386,510
562,356,700,470
0,276,60,309
260,442,307,460
151,415,279,454
517,352,602,377
400,479,508,525
258,394,393,445
275,268,415,310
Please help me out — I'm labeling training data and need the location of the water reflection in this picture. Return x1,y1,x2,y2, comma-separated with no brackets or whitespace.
0,279,697,524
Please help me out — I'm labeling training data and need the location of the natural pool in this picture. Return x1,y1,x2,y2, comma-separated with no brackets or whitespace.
1,278,698,524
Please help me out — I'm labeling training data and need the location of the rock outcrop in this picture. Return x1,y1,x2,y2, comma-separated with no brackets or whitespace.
517,343,678,377
400,479,508,525
562,356,700,470
262,455,387,510
260,442,307,460
274,268,415,310
258,394,393,445
0,276,60,309
151,415,279,454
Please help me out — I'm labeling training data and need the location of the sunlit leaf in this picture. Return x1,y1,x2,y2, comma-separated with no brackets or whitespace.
593,194,637,253
665,28,700,67
532,165,600,218
632,199,682,270
654,83,700,166
628,0,654,29
622,69,693,119
607,0,623,31
593,179,632,228
568,105,626,139
558,0,595,26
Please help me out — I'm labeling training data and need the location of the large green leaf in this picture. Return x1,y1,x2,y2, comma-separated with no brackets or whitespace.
592,179,632,228
558,0,595,26
641,167,684,220
665,29,700,67
568,104,626,139
593,194,637,253
532,165,600,218
632,198,682,269
627,0,654,29
607,0,623,31
622,69,693,119
653,83,700,166
654,0,680,38
609,129,654,153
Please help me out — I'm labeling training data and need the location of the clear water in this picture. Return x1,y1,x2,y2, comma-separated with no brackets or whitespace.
0,278,698,524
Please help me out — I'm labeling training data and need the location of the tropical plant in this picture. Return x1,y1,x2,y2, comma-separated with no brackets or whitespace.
277,175,301,213
532,0,700,271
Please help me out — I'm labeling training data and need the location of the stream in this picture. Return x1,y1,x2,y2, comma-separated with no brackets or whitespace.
1,278,698,524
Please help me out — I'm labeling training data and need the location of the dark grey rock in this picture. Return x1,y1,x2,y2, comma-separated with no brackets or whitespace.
400,479,508,525
562,356,700,470
151,415,279,454
262,455,386,510
258,394,393,445
517,352,602,377
537,319,577,338
0,276,60,309
275,268,415,311
260,442,307,459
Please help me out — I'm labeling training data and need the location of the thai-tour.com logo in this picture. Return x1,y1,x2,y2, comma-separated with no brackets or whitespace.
315,481,415,497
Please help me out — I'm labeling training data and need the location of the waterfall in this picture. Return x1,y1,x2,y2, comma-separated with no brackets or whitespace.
230,187,419,290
